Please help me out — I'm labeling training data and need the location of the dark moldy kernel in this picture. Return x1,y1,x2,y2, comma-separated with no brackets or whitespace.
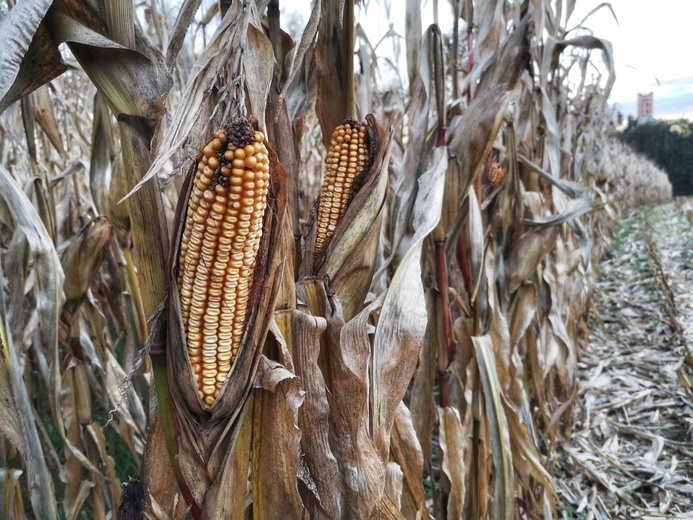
225,118,256,148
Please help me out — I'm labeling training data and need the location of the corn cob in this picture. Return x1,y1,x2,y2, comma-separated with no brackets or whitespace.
177,118,270,407
489,160,506,189
482,150,506,190
314,119,371,260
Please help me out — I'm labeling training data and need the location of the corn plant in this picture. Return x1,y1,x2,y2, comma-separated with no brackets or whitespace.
0,0,675,519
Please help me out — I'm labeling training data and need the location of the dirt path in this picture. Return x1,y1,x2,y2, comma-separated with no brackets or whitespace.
558,201,693,519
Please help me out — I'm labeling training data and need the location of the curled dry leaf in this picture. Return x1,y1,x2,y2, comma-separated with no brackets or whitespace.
505,226,560,294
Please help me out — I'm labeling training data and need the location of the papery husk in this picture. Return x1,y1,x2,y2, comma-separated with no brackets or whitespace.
443,85,509,239
298,279,386,518
274,308,342,518
251,322,306,520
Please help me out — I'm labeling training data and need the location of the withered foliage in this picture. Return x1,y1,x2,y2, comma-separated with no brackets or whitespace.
0,0,679,519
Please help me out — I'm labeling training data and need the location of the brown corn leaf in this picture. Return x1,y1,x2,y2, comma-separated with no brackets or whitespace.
473,335,514,520
405,0,422,93
252,353,305,520
467,186,485,301
315,0,350,148
45,7,170,123
438,406,467,520
384,461,404,512
372,146,446,462
0,165,61,519
299,280,386,518
373,493,406,520
87,93,116,214
386,25,435,272
275,309,342,518
199,398,253,517
409,289,438,465
508,282,537,349
476,14,532,92
0,0,66,113
30,84,65,156
390,402,430,519
505,226,559,294
60,216,113,315
542,35,615,97
443,85,508,238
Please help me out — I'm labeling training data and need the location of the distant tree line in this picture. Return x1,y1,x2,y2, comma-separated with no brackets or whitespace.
619,118,693,197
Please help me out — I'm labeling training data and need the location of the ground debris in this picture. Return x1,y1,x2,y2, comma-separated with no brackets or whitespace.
557,200,693,519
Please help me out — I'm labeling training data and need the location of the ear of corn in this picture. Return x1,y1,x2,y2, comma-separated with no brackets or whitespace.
482,151,507,190
489,160,506,189
313,119,372,261
176,118,270,407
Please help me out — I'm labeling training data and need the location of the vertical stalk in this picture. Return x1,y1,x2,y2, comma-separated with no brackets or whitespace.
435,240,453,408
451,0,460,100
267,1,283,75
123,246,149,344
117,122,168,319
345,0,356,117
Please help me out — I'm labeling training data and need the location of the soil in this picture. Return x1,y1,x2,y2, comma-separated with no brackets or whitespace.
557,200,693,519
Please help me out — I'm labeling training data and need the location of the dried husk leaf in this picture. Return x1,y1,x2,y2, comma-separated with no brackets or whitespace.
45,7,171,123
438,406,467,520
443,86,508,238
0,165,60,520
508,282,537,349
252,347,305,520
473,335,514,520
315,0,350,148
409,289,438,465
275,309,342,518
298,280,385,518
505,226,559,293
60,216,113,315
198,398,253,517
371,146,446,461
0,0,66,113
476,14,532,92
30,84,66,156
384,461,404,511
390,402,430,519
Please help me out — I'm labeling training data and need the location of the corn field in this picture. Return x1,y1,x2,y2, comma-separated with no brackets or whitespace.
0,0,679,519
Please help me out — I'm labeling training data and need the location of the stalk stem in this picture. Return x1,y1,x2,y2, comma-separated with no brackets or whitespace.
124,245,149,344
345,0,356,117
434,240,454,408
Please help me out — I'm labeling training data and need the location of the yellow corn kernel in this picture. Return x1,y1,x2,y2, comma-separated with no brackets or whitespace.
177,118,270,407
314,119,371,259
489,160,506,189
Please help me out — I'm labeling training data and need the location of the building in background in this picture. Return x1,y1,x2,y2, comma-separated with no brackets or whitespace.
637,93,655,124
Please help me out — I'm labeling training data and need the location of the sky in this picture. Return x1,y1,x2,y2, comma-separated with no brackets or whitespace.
284,1,693,121
571,0,693,120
